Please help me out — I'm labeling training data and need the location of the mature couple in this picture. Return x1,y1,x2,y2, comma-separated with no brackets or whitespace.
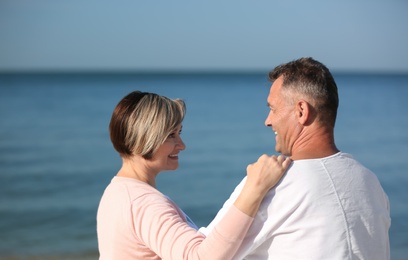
97,57,390,259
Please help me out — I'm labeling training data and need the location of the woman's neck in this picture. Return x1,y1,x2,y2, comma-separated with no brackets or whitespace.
117,157,157,188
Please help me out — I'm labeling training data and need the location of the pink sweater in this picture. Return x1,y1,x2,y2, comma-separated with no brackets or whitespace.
97,176,253,259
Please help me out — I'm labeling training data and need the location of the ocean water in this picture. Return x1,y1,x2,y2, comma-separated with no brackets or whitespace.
0,72,407,259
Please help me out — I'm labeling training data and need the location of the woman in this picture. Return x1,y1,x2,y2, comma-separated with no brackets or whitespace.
97,91,290,259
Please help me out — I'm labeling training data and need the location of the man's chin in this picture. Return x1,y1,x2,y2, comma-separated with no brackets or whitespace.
275,147,290,157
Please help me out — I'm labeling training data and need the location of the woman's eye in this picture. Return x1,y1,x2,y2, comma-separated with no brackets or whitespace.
168,128,182,139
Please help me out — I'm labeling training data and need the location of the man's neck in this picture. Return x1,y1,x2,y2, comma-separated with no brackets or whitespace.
290,127,339,160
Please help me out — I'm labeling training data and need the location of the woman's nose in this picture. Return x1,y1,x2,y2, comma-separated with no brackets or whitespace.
178,137,186,150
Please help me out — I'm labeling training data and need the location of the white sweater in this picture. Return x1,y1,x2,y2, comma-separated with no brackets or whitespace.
200,152,391,260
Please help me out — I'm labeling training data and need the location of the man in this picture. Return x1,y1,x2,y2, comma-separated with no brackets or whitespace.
200,57,390,259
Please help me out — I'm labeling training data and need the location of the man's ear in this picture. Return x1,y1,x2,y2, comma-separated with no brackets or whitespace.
296,100,311,125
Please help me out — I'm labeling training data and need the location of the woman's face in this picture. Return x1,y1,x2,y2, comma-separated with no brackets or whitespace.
149,124,186,172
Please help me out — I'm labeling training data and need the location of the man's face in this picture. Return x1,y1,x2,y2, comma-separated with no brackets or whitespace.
265,77,298,156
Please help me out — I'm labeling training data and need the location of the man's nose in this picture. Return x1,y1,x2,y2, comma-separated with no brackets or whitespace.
265,112,272,127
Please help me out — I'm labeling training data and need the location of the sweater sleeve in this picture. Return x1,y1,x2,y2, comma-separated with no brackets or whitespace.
199,177,246,237
133,193,254,260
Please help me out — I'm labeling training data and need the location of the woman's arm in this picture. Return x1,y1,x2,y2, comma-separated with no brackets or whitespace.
134,154,290,260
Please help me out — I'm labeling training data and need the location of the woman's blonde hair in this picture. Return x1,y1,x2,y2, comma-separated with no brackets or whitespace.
109,91,186,159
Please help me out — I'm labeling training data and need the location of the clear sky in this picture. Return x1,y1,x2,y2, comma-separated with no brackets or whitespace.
1,0,407,73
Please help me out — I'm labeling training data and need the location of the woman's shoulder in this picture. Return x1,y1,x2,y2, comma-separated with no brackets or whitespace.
105,176,165,202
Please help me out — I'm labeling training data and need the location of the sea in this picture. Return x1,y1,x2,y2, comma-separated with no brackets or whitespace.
0,72,407,259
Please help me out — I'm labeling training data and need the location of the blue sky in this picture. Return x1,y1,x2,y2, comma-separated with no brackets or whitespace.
1,0,407,72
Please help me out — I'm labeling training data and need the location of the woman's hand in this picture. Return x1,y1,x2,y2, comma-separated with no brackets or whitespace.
246,154,291,194
233,155,291,217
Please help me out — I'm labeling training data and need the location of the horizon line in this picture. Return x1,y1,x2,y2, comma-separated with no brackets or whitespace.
1,67,408,76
